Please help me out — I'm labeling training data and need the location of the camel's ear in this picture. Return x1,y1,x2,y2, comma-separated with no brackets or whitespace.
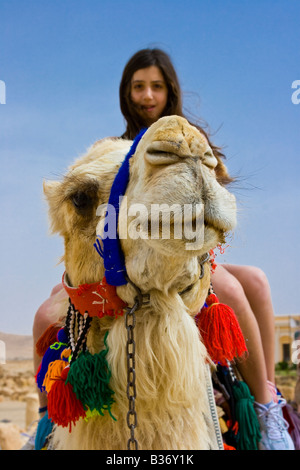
43,180,61,200
43,180,66,235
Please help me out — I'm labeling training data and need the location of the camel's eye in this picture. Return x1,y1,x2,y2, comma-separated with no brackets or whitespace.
66,179,99,217
72,191,92,210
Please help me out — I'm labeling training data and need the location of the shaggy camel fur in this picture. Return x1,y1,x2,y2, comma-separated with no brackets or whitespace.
43,116,236,450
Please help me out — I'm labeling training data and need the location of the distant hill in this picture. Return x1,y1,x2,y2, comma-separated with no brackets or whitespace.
0,332,33,361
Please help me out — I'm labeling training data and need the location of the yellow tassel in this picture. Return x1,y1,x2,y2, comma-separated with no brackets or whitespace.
84,407,101,422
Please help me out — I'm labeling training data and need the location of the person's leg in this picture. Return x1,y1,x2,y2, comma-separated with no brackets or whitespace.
211,264,272,404
212,265,294,449
221,264,275,383
32,284,66,414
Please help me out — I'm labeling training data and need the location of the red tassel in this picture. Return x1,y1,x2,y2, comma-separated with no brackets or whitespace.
47,366,86,431
196,293,248,366
223,443,236,450
36,323,61,357
34,362,42,383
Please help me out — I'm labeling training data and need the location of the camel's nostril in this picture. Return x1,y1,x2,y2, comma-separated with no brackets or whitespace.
147,149,175,158
145,146,182,166
204,151,213,158
202,150,218,169
145,140,191,166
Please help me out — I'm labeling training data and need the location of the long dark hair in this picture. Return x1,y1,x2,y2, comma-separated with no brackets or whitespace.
119,48,233,184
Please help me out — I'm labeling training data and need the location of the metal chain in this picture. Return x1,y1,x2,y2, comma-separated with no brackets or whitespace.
125,299,139,450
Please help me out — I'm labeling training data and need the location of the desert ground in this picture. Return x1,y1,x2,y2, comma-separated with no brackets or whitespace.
0,332,38,450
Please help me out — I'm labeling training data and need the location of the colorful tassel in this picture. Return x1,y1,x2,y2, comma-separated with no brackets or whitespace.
66,332,116,420
34,411,54,450
36,340,68,392
232,380,261,450
223,443,236,450
61,348,72,360
34,362,42,384
47,367,86,431
196,293,248,365
43,359,68,393
36,323,61,357
84,407,101,422
56,327,69,344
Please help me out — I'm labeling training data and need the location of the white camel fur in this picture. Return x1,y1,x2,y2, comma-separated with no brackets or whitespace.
43,116,237,450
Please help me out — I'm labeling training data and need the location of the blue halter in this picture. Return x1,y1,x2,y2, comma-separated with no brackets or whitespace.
94,128,147,286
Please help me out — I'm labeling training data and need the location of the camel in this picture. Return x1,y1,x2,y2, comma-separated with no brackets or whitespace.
41,115,237,450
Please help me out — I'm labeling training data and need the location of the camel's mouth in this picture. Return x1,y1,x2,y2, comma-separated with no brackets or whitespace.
203,220,225,242
204,215,228,236
181,215,226,251
120,204,226,253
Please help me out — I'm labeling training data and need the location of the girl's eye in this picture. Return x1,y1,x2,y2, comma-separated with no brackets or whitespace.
133,84,143,90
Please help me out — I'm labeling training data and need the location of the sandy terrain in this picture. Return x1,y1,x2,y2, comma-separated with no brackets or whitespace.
0,332,38,450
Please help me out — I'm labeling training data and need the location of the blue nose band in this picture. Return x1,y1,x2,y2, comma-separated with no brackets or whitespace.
94,128,147,286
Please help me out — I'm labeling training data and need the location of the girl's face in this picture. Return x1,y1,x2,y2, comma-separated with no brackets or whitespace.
130,66,168,126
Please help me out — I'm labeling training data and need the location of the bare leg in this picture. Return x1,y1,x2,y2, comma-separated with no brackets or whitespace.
221,264,275,384
211,264,272,404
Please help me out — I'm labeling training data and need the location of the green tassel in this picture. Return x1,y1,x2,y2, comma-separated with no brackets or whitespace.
66,332,116,420
233,380,261,450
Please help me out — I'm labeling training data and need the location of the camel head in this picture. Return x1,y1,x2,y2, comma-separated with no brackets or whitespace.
44,115,236,311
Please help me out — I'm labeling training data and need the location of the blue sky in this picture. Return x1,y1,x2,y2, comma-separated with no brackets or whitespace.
1,0,299,334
